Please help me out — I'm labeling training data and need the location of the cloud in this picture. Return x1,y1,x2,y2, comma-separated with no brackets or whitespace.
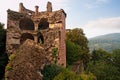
82,17,120,38
84,17,120,29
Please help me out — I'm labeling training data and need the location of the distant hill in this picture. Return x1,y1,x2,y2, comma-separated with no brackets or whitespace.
88,33,120,52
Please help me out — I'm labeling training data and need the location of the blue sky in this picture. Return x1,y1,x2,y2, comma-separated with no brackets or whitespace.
0,0,120,38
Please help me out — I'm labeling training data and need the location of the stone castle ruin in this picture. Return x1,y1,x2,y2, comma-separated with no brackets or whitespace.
6,2,66,67
5,2,66,79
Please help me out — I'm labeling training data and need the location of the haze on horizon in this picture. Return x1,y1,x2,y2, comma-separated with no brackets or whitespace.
0,0,120,38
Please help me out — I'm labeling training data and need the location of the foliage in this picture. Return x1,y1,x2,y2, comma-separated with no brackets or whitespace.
0,22,4,29
91,49,112,64
41,64,96,80
0,22,8,79
39,38,42,45
0,23,6,53
9,54,15,61
53,69,80,80
53,69,96,80
52,47,58,63
6,65,12,71
87,60,120,80
66,28,88,49
66,40,82,65
41,64,62,80
0,53,8,79
66,28,90,66
0,53,8,67
112,49,120,72
52,47,58,58
87,49,120,80
39,39,42,44
80,73,96,80
0,77,5,80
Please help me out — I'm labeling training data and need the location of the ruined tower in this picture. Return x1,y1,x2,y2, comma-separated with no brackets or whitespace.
6,2,66,67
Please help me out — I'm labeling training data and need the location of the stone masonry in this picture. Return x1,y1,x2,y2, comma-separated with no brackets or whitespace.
6,2,66,67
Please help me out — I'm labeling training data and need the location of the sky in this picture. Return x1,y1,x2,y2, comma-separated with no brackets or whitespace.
0,0,120,38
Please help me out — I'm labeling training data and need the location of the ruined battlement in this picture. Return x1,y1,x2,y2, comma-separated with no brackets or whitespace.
6,2,66,67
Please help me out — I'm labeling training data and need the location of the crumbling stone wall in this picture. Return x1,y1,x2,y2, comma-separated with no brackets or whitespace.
5,40,49,80
6,2,66,67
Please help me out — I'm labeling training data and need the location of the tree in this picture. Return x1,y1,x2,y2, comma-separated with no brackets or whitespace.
0,22,4,29
66,28,89,53
0,23,5,53
66,40,82,65
53,69,79,80
41,64,62,80
53,68,96,80
87,60,120,80
0,22,8,79
91,49,112,64
112,49,120,72
66,28,90,67
86,49,120,80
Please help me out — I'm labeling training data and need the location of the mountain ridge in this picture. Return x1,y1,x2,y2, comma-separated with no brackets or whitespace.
88,33,120,52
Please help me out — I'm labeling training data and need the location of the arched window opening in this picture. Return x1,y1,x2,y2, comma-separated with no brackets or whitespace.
38,33,44,44
20,33,34,44
19,18,34,30
38,18,49,30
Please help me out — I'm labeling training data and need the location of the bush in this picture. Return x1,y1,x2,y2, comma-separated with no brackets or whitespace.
53,68,96,80
53,69,80,80
41,64,61,80
80,73,96,80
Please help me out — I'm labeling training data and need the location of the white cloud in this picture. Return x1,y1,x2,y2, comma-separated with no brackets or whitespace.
82,17,120,38
85,17,120,29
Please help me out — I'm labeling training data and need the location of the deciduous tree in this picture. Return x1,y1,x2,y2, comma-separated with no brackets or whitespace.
66,28,90,66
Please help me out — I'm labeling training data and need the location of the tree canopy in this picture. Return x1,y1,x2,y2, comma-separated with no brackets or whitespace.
87,49,120,80
66,28,89,52
66,40,82,65
66,28,90,66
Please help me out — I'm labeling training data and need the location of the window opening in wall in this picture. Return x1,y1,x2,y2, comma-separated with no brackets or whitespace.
20,33,34,44
19,18,34,30
38,32,44,44
38,18,49,30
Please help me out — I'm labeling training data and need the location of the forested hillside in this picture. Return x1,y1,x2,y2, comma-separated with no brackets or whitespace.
89,33,120,52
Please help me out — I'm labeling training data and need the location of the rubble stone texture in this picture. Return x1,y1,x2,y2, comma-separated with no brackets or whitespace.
5,40,48,80
5,2,66,80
